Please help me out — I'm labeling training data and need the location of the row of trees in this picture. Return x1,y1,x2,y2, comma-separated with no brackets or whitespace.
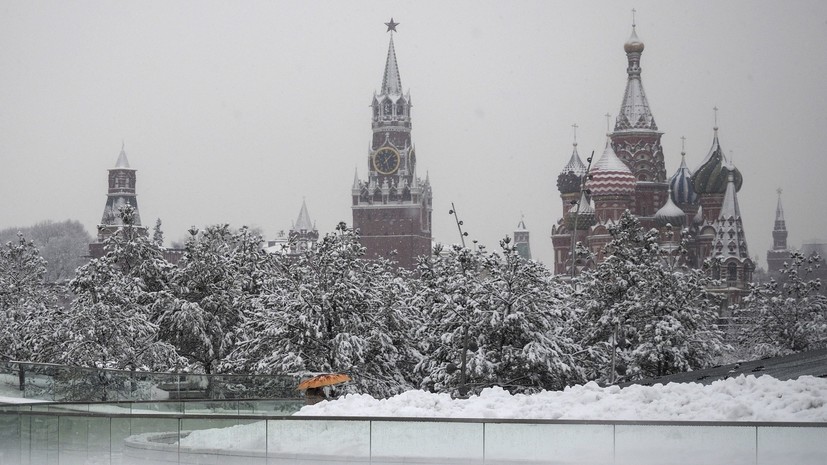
2,207,825,397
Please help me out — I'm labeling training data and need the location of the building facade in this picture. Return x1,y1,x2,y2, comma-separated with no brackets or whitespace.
351,21,433,270
551,24,753,302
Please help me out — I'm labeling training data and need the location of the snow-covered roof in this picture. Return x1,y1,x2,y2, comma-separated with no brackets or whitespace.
562,143,587,176
115,146,131,169
294,199,315,232
586,138,636,197
615,27,657,132
669,153,697,206
712,173,749,260
654,190,686,226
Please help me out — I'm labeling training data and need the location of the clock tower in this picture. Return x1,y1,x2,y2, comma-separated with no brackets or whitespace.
352,19,433,269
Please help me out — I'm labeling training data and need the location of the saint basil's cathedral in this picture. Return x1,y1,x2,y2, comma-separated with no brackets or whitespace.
551,23,754,303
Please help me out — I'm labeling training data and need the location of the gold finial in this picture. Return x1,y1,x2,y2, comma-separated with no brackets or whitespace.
713,106,719,129
680,136,686,155
572,123,579,145
777,187,783,196
632,8,637,28
605,113,611,133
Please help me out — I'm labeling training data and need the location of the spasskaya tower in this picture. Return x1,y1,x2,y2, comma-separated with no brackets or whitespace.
351,19,433,269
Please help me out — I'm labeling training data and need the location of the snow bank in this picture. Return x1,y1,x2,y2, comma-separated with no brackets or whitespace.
296,375,827,422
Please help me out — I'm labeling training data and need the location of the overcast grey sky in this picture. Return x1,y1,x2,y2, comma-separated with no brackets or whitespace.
2,0,826,268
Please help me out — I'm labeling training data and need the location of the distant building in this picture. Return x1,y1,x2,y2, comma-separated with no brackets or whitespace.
267,200,319,256
88,144,146,258
514,217,532,260
766,189,792,274
351,21,433,270
551,22,753,304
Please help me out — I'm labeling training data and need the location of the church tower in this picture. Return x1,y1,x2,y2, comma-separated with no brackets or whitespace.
352,19,433,269
610,21,668,217
289,199,319,254
89,143,145,258
513,217,532,260
766,189,791,273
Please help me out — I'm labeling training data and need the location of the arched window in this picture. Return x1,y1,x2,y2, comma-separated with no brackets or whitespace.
727,262,738,282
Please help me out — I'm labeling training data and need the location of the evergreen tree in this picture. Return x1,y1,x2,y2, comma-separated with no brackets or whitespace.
61,205,179,370
0,233,59,362
577,211,725,383
229,223,415,397
155,224,273,374
738,251,827,356
415,240,584,395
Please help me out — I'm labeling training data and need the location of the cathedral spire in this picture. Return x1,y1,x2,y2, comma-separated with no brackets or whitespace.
715,172,749,260
615,20,657,132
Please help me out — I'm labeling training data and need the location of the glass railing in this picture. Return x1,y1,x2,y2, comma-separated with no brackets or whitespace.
0,361,300,402
0,405,825,465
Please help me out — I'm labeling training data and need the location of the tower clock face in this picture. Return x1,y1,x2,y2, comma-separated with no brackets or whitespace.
373,148,400,175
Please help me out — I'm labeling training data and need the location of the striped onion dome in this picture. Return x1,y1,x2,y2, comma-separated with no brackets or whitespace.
557,142,588,194
586,136,636,197
690,128,743,194
669,152,698,206
655,189,687,227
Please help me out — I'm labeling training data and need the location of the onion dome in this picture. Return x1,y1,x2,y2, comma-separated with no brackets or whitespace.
654,188,687,227
566,191,595,230
690,127,743,194
557,142,588,194
669,151,698,206
624,26,645,53
586,136,636,197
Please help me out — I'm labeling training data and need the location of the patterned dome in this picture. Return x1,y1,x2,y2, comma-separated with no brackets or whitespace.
624,27,645,53
557,143,588,194
586,137,636,197
690,128,743,195
669,152,698,206
655,190,687,228
566,191,596,230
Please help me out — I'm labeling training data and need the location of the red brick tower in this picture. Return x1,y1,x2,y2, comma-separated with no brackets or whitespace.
351,19,433,269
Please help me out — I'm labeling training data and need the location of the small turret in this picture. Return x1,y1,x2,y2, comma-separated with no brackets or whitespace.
654,188,687,228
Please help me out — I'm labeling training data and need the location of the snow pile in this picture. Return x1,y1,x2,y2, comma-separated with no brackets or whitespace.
296,375,827,422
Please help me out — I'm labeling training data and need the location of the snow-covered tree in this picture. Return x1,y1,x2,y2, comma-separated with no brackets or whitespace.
414,239,584,395
61,205,179,370
738,251,827,357
153,218,164,247
0,233,60,362
229,222,416,397
576,211,725,383
154,224,273,374
0,219,93,283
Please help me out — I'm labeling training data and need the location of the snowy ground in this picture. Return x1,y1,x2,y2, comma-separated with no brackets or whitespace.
175,375,827,454
296,375,827,422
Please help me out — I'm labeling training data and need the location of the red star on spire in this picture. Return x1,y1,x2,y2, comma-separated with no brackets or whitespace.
385,18,399,32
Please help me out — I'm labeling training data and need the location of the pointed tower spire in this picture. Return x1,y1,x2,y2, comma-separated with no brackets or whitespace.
767,188,790,272
294,198,314,232
115,142,131,168
615,18,657,132
381,33,402,96
714,172,749,260
772,188,788,250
